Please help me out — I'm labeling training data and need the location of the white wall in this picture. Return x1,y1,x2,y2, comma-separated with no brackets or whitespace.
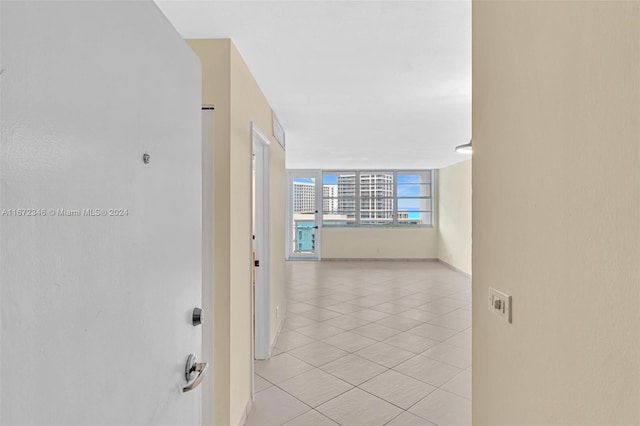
438,160,471,274
1,1,202,424
473,2,640,425
322,227,438,259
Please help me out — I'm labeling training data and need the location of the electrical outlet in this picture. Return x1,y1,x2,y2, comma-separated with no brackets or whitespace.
276,306,279,319
488,287,512,323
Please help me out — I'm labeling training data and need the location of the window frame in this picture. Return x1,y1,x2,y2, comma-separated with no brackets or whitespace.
321,169,434,228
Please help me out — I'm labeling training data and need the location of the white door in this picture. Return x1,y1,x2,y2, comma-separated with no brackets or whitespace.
287,171,322,260
1,2,204,425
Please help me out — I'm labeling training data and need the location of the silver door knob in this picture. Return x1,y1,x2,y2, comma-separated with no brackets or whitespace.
183,354,208,393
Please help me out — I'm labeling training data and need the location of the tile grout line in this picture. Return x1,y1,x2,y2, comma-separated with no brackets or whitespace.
263,262,472,425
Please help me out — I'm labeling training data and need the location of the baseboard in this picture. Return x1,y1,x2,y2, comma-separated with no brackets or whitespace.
437,259,472,277
321,258,439,262
236,397,253,426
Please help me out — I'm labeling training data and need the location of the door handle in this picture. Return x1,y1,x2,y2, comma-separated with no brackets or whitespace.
183,354,208,393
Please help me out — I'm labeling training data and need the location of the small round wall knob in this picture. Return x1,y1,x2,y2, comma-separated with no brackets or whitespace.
142,153,151,164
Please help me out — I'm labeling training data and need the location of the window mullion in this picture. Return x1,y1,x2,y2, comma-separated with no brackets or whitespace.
355,171,360,226
428,170,433,225
393,170,398,226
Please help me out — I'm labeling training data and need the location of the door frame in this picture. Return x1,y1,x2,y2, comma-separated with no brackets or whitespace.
286,170,322,260
252,123,271,361
201,107,215,426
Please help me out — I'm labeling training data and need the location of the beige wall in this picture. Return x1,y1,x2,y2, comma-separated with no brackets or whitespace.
473,2,640,425
438,160,471,274
322,227,438,259
188,39,286,426
189,39,231,426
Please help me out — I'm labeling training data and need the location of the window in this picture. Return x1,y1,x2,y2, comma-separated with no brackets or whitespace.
322,172,356,226
322,170,433,226
359,172,394,225
397,171,432,225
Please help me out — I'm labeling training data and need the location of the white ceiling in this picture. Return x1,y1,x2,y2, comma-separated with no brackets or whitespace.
155,0,471,169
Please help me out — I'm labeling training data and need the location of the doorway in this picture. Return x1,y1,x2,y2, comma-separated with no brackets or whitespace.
287,170,322,260
252,123,271,365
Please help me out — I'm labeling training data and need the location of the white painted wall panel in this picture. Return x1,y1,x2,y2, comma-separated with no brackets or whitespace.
1,2,202,424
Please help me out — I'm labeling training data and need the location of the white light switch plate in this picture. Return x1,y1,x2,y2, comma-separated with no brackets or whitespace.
488,287,512,323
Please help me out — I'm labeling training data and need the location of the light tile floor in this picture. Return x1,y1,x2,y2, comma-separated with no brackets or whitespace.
247,261,471,426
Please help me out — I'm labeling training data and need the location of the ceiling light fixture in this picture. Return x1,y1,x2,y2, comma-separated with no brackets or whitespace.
455,139,472,154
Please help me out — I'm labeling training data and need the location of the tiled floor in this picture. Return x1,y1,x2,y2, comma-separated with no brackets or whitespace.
247,261,471,426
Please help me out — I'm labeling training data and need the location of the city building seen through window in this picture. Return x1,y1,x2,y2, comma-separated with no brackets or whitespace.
292,170,432,237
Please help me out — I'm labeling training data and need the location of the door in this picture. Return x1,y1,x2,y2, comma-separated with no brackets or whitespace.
1,2,204,425
288,171,322,260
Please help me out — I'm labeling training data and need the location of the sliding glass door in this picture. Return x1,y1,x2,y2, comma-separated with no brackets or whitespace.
288,171,321,260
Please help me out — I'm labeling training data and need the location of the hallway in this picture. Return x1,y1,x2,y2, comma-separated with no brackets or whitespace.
248,261,471,426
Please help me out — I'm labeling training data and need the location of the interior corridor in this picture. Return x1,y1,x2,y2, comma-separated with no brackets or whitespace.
248,261,471,426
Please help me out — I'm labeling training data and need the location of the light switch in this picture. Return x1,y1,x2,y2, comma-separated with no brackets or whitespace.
488,287,512,323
